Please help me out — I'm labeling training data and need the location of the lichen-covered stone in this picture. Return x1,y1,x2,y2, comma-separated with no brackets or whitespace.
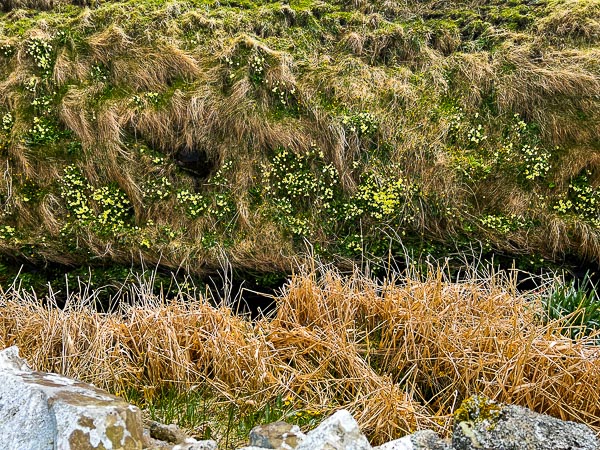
452,395,600,450
374,436,414,450
0,346,143,450
144,436,217,450
249,421,305,449
452,395,502,430
294,409,372,450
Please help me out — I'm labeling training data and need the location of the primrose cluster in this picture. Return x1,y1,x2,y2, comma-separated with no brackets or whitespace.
342,112,378,137
61,165,132,236
25,38,54,78
479,214,528,234
1,113,13,133
554,172,599,226
262,147,339,236
348,169,418,224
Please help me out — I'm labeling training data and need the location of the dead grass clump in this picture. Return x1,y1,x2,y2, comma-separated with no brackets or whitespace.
87,25,133,62
1,0,59,11
494,46,600,142
58,86,97,147
449,52,496,109
0,0,98,10
53,50,90,86
75,27,199,92
430,25,461,56
1,265,599,443
451,44,600,143
112,45,199,91
538,0,600,44
572,221,600,262
362,25,425,66
552,146,600,188
341,31,366,56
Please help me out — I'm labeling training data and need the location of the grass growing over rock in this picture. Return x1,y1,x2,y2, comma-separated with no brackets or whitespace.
1,263,599,447
0,0,599,275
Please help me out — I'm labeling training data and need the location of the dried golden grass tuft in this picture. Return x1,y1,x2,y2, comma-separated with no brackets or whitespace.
538,0,600,43
112,45,199,92
1,0,59,11
1,265,599,443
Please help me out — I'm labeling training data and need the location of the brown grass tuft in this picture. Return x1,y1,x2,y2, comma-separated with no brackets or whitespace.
1,0,61,11
112,45,199,91
88,25,133,62
1,265,599,444
494,45,600,143
342,32,366,56
53,50,89,87
58,86,96,147
538,0,600,43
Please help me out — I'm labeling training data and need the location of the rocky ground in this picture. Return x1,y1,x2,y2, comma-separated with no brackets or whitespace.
1,345,598,450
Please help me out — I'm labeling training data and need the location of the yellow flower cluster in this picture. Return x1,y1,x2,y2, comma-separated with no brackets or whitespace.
25,38,53,78
61,165,132,235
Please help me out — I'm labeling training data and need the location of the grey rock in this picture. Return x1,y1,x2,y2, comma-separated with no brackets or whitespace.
249,421,305,449
411,430,451,450
142,421,217,450
143,427,167,448
144,432,217,450
148,420,191,444
375,430,451,450
237,447,276,450
295,409,372,450
452,395,599,450
171,441,217,450
373,436,413,450
0,345,143,450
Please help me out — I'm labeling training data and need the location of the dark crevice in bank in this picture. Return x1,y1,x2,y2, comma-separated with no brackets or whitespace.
0,255,287,319
0,250,597,319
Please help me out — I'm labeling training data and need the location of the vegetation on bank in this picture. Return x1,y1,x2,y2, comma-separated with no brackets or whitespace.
1,265,599,448
2,0,600,446
0,0,599,276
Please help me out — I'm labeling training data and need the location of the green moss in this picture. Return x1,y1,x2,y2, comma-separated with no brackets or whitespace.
2,16,39,37
487,4,535,30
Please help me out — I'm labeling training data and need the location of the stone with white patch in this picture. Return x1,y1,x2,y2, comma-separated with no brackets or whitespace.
374,436,414,450
294,409,372,450
171,441,218,450
374,430,450,450
236,447,272,450
0,346,143,450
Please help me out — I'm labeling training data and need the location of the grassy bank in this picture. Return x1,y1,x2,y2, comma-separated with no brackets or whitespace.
2,1,600,446
0,0,599,274
1,263,599,447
